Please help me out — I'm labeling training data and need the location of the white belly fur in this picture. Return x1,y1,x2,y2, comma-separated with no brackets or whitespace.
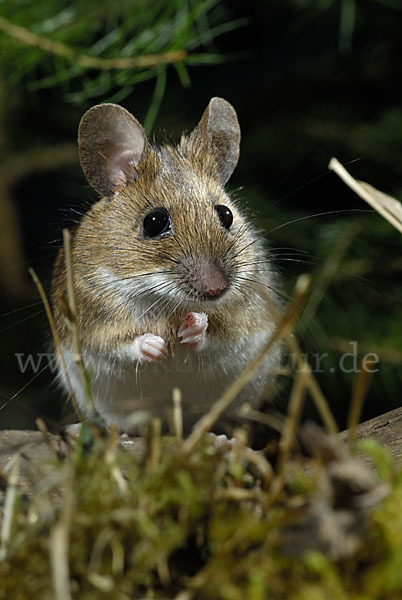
58,331,279,432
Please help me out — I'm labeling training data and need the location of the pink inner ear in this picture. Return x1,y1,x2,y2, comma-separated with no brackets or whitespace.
107,148,139,189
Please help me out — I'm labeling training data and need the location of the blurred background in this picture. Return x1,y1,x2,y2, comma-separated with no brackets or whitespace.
0,0,401,431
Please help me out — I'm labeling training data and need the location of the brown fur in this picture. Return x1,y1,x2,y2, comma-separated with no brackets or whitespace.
51,98,282,430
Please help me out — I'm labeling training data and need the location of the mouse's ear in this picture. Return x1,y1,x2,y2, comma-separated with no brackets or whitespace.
187,97,240,185
78,103,148,197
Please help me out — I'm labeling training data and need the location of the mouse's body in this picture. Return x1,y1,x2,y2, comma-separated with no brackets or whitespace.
51,98,282,432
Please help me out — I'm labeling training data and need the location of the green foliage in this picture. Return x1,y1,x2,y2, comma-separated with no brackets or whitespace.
0,0,245,129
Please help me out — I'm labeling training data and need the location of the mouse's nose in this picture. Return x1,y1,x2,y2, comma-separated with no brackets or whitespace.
182,257,228,300
200,262,227,297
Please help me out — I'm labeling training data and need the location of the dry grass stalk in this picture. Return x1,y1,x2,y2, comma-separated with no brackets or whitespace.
267,369,308,506
232,427,248,453
174,591,195,600
239,405,285,434
181,274,311,456
286,334,339,435
29,266,83,421
0,469,8,492
172,387,183,444
146,418,162,470
105,429,129,493
0,455,19,561
347,357,373,448
62,228,95,415
35,418,63,461
110,538,125,577
49,476,74,600
329,157,402,234
157,554,171,588
214,488,264,501
88,529,117,575
86,572,114,592
242,447,274,485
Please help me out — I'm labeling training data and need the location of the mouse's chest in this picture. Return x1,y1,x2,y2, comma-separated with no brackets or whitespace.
116,341,258,428
134,340,247,398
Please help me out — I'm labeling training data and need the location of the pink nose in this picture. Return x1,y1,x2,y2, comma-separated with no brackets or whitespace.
200,263,227,297
203,286,222,296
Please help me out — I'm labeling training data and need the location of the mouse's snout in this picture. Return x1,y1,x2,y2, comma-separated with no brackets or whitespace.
182,257,228,300
200,261,227,297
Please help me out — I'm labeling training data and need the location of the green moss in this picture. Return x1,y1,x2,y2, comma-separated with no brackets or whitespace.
0,431,401,599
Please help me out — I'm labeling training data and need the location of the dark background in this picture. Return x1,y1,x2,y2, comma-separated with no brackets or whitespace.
1,0,401,430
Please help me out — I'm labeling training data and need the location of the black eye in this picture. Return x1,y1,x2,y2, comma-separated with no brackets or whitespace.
215,205,233,230
143,209,171,238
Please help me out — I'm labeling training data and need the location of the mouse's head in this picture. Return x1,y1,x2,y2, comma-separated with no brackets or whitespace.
77,99,269,315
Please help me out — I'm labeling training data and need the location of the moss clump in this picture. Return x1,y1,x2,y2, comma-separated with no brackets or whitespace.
0,427,401,600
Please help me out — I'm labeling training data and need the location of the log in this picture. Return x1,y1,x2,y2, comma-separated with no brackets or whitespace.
339,406,402,466
0,429,144,501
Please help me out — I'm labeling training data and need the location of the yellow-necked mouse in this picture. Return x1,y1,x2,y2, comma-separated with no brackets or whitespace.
51,97,282,432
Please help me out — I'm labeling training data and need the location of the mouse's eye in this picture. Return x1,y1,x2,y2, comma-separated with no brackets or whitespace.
215,205,233,230
143,208,171,238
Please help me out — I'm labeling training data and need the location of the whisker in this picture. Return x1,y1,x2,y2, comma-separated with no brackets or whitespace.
266,209,371,235
167,298,183,321
227,222,255,253
270,247,312,255
235,275,279,294
122,280,175,302
0,301,44,318
273,257,320,266
236,253,310,268
157,296,181,321
0,360,56,411
231,237,260,259
275,169,334,204
87,243,184,267
0,310,45,334
91,278,177,314
101,269,180,285
135,282,180,320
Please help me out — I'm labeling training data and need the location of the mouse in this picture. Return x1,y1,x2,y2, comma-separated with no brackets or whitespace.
51,97,282,433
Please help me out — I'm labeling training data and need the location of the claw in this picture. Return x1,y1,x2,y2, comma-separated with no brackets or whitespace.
133,333,168,363
178,312,208,349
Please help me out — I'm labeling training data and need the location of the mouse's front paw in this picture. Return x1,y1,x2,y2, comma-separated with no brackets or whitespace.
133,333,168,363
178,312,208,349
